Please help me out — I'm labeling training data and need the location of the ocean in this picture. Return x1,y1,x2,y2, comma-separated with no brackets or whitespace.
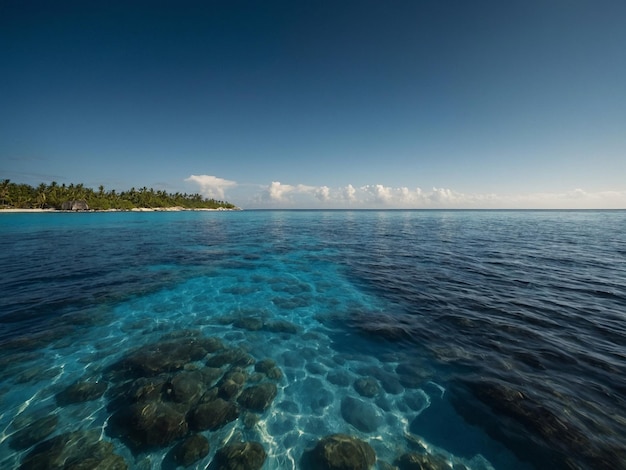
0,210,624,470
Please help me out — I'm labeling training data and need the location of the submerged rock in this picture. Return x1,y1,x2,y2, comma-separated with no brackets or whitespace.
64,453,127,470
327,371,352,387
111,401,188,449
173,434,210,467
396,452,449,470
303,434,376,470
213,441,266,470
189,398,239,431
206,348,254,368
264,320,299,334
248,372,264,383
254,359,277,374
451,378,616,467
20,429,126,470
340,396,383,433
15,365,62,384
253,360,283,380
56,380,107,406
355,366,403,395
242,411,260,429
199,386,220,404
200,366,224,384
200,336,226,353
306,362,327,375
169,370,208,405
380,377,404,395
395,362,433,389
10,415,59,450
160,329,202,340
272,295,311,309
266,367,283,380
127,376,168,402
353,377,380,398
217,368,248,400
238,383,278,412
233,317,264,331
114,337,215,377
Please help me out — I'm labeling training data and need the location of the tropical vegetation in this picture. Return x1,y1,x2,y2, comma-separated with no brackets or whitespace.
0,179,238,210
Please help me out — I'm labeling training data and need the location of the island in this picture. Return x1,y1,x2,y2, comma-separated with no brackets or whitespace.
0,179,239,211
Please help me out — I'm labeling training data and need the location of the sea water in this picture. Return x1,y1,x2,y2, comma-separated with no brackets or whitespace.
0,210,624,469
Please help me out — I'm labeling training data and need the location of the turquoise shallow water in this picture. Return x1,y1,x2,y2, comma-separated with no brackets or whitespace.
0,210,625,469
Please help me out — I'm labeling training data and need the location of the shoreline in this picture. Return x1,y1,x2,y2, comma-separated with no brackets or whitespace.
0,207,240,213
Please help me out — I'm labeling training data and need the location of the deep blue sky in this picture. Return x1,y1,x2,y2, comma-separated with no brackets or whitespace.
1,0,625,208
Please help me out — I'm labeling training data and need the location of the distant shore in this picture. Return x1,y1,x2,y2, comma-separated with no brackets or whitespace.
0,207,239,213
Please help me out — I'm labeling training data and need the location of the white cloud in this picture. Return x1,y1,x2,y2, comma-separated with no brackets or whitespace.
343,184,357,202
315,186,331,202
185,174,237,200
366,184,393,203
429,187,456,204
266,181,295,201
399,187,411,202
399,187,424,204
188,175,626,209
262,182,333,204
295,184,317,194
360,185,434,206
361,185,387,203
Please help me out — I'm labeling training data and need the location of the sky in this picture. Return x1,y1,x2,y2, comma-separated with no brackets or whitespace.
1,0,625,209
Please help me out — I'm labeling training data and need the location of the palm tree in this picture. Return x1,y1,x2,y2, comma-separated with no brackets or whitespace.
14,183,32,208
36,183,47,208
75,183,86,200
0,179,10,206
0,180,237,210
47,181,59,207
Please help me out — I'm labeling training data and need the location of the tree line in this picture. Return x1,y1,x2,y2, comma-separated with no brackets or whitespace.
0,179,238,210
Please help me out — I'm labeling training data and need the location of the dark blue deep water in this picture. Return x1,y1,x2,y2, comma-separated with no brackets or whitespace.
1,210,625,470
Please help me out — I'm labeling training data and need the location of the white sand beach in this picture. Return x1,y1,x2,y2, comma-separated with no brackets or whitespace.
0,208,57,213
0,207,238,213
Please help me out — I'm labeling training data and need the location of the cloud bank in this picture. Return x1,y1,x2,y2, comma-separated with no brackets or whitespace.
186,175,626,209
256,183,490,208
185,174,237,200
254,183,626,209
